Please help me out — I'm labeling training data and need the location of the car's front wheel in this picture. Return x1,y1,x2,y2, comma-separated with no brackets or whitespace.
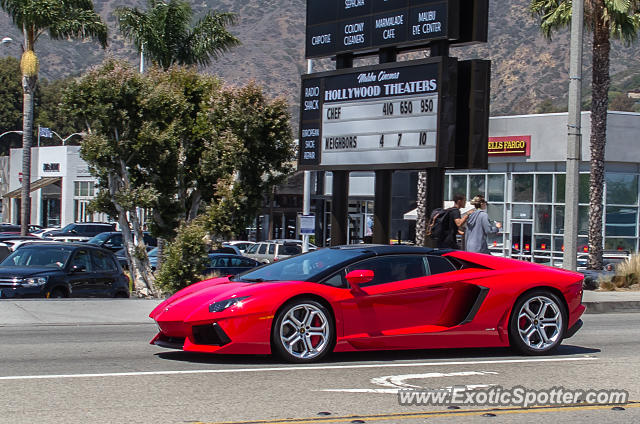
272,299,334,363
509,290,567,355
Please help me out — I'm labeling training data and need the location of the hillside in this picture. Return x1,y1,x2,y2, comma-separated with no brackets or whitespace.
1,0,639,121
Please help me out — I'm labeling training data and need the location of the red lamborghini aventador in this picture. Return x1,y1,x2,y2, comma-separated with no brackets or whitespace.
150,245,585,363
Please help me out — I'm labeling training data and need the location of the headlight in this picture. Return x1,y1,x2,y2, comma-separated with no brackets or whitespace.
22,277,48,287
209,296,250,313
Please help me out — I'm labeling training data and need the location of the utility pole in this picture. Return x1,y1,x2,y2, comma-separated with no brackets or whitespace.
563,0,584,271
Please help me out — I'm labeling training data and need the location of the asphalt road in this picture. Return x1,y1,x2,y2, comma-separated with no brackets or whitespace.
1,313,639,424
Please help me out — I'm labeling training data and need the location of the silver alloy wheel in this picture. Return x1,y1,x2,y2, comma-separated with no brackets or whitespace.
517,296,563,351
279,303,330,360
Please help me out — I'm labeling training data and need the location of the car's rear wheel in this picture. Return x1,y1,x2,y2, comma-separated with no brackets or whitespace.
509,290,566,355
272,299,334,363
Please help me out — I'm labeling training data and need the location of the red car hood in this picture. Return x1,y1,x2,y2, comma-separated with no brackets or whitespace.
150,277,257,322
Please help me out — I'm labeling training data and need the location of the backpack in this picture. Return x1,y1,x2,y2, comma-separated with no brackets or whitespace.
426,207,454,240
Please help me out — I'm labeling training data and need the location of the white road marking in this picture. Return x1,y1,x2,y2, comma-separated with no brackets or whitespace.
321,371,498,394
371,371,499,389
0,356,597,381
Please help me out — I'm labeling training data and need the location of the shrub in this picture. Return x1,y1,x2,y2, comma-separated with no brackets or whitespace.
598,254,640,290
155,217,212,294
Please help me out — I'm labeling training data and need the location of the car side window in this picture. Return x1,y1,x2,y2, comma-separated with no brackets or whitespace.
322,271,346,288
281,245,301,255
268,244,275,254
92,250,117,272
346,255,426,287
70,250,92,272
258,244,267,254
427,256,456,275
110,234,123,247
246,244,259,254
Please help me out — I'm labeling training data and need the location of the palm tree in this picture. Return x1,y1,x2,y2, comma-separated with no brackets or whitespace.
530,0,640,270
115,0,240,71
0,0,107,235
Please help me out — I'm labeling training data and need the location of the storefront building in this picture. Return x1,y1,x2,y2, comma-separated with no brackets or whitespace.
4,146,106,227
311,111,640,265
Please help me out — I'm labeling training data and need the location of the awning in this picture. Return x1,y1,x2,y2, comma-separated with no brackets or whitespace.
403,201,473,221
3,177,62,199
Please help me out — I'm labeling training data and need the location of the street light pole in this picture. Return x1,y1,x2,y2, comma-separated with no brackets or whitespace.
563,0,585,271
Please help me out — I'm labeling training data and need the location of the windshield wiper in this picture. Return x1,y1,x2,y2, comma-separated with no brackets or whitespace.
240,278,268,283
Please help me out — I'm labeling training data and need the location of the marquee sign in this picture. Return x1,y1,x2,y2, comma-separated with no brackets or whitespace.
298,57,458,170
305,0,488,59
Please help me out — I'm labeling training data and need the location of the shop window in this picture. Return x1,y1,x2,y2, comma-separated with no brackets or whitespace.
579,174,590,204
74,181,96,197
487,203,504,224
535,205,552,233
513,175,533,202
487,175,505,202
513,204,532,220
444,176,450,201
535,175,553,203
605,207,638,237
606,174,638,205
578,206,589,235
555,174,565,203
605,238,636,252
554,206,564,234
451,175,467,199
469,175,485,199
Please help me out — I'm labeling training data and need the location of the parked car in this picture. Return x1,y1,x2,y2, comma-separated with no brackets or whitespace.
0,223,21,233
43,222,116,242
114,246,157,270
245,240,304,264
223,241,255,254
86,231,157,252
0,243,129,298
204,254,261,277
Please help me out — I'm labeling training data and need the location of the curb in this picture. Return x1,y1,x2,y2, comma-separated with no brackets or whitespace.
583,301,640,314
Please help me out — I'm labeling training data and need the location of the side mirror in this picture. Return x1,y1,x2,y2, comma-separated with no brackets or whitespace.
346,269,374,293
70,264,86,273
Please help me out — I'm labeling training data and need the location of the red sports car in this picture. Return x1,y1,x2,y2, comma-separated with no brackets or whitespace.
150,245,585,363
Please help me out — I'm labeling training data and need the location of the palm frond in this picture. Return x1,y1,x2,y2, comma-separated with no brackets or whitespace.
182,11,240,67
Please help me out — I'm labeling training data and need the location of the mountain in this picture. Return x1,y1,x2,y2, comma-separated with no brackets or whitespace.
1,0,639,121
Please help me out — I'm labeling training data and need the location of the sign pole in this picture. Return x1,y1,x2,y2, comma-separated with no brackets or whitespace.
373,47,397,245
303,59,313,253
329,53,353,246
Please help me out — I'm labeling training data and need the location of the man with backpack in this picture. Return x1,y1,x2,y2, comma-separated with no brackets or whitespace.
427,194,473,249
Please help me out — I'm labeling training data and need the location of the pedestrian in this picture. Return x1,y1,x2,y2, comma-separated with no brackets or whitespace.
464,195,502,254
437,193,472,249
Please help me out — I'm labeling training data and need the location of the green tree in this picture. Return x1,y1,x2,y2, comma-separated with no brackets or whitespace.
37,76,84,145
609,92,636,111
63,60,159,295
115,0,240,70
0,56,23,154
530,0,640,269
0,0,107,234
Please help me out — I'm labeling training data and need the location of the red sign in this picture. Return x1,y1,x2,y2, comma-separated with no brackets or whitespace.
488,135,531,156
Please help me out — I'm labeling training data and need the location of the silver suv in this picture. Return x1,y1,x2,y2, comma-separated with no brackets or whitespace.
244,240,305,264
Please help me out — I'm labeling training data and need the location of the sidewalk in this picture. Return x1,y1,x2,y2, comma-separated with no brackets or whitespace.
0,292,638,326
582,290,640,314
0,299,163,326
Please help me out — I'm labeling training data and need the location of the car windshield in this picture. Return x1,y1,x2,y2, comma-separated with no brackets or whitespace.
0,246,73,269
59,224,76,233
232,248,365,282
87,233,110,244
